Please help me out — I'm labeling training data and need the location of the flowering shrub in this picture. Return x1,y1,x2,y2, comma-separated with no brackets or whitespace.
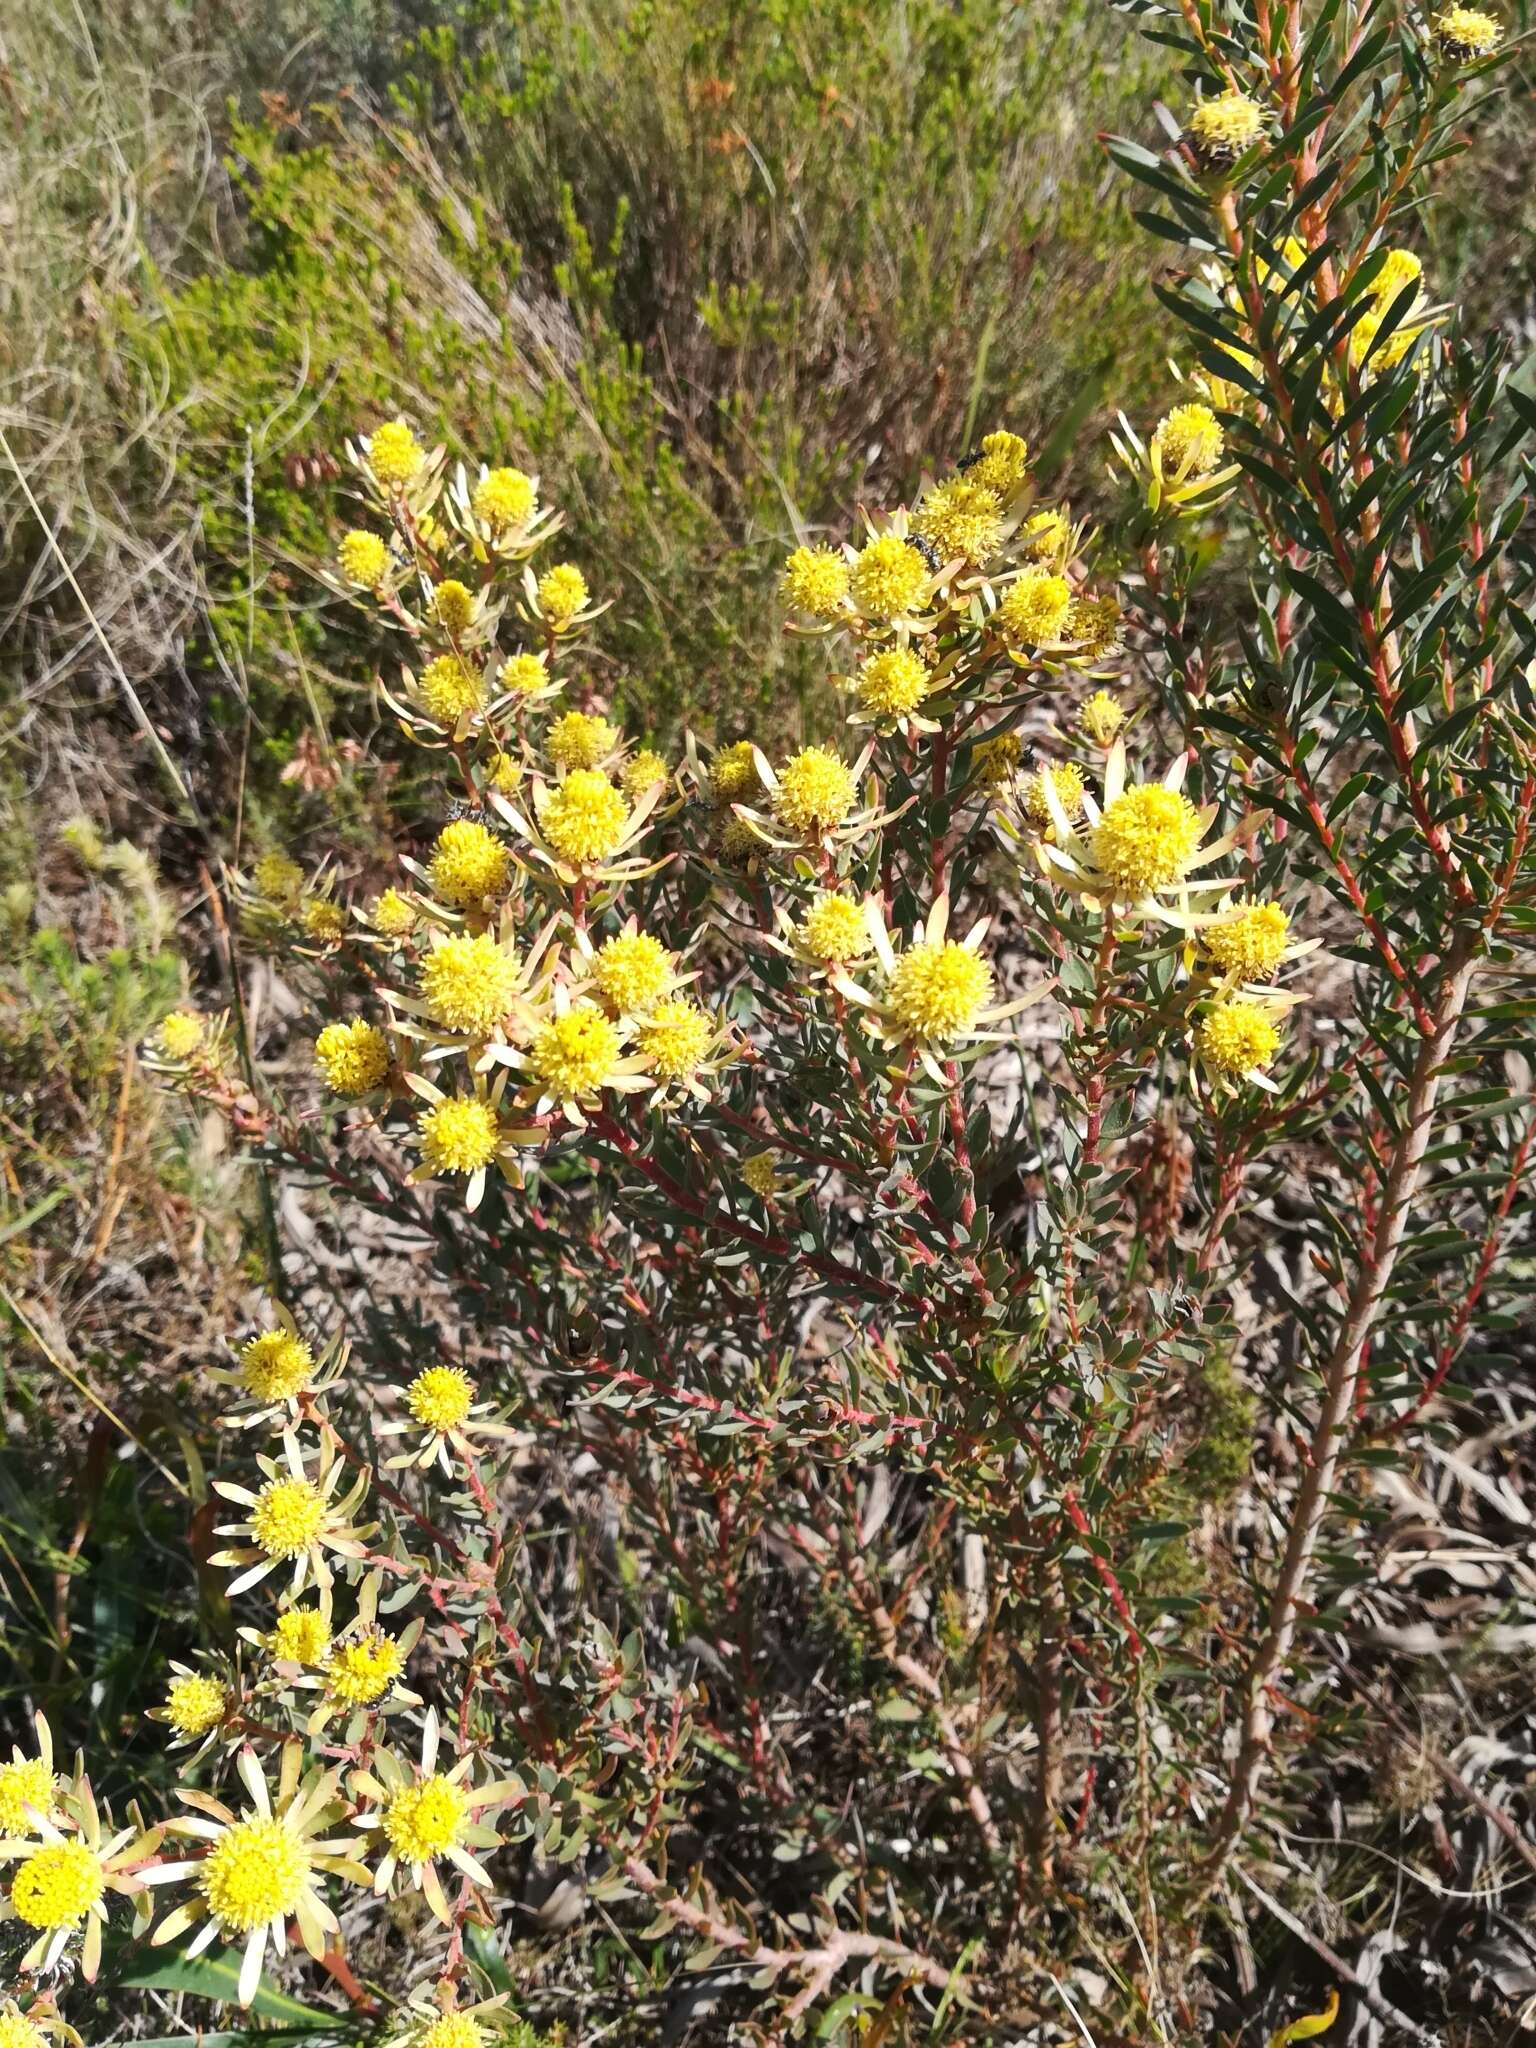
8,4,1536,2042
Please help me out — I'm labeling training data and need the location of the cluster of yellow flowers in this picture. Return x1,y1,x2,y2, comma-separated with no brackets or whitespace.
0,1293,532,2018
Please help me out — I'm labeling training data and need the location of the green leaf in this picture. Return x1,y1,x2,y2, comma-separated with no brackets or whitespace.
117,1947,341,2025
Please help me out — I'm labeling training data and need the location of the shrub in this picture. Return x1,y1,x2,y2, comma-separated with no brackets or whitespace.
6,4,1536,2045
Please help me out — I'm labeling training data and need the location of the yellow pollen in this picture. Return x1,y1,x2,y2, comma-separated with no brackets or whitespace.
999,569,1072,646
0,2009,45,2048
781,545,850,617
250,1477,326,1559
538,770,631,865
547,710,620,772
709,740,760,805
1079,690,1126,746
741,1151,779,1197
537,563,589,626
0,1759,57,1835
419,656,485,726
381,1775,469,1862
622,749,668,801
420,2017,485,2048
164,1673,227,1737
889,942,994,1043
530,1005,621,1099
1022,762,1086,829
1188,92,1268,163
855,648,931,721
636,998,713,1082
967,429,1029,497
914,478,1003,563
368,420,425,489
801,894,870,965
267,1608,331,1665
325,1628,405,1706
239,1330,314,1403
1091,784,1205,896
156,1010,205,1059
1197,1000,1283,1076
472,467,537,528
339,531,390,589
314,1019,391,1096
371,888,417,937
429,820,509,908
406,1366,476,1433
1205,900,1291,981
254,853,303,902
418,1097,501,1176
773,748,857,837
421,933,521,1038
1153,403,1224,480
11,1842,104,1929
499,652,549,697
201,1817,310,1933
850,533,929,621
591,931,674,1014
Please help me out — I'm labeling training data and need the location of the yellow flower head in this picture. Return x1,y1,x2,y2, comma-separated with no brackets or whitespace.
268,1608,331,1665
164,1673,226,1738
1188,92,1268,165
419,654,485,726
315,1019,391,1096
11,1842,103,1929
538,769,631,864
1092,785,1205,897
914,478,1003,563
240,1329,314,1403
547,710,620,772
974,734,1023,786
156,1010,204,1059
636,998,713,1082
855,648,932,721
890,942,994,1043
1433,5,1501,57
1079,689,1126,746
1372,248,1424,304
421,932,520,1038
1197,999,1282,1076
1204,899,1290,981
537,563,589,626
967,429,1030,499
433,580,477,633
0,2009,44,2048
419,1097,501,1176
801,893,870,965
0,1759,57,1835
773,747,857,837
741,1151,779,1198
302,899,346,945
850,533,929,620
202,1818,310,1933
429,820,509,907
1022,761,1086,829
592,931,674,1013
369,420,425,489
421,2016,484,2048
371,888,417,938
501,652,550,697
487,752,521,797
406,1365,475,1434
1153,402,1224,481
1021,507,1070,561
339,530,390,589
1348,306,1423,374
530,1004,621,1098
254,852,303,902
710,739,761,805
326,1627,405,1706
622,749,668,801
782,544,851,617
251,1477,326,1559
999,569,1072,646
719,815,762,864
383,1776,468,1862
472,466,537,528
1065,593,1123,658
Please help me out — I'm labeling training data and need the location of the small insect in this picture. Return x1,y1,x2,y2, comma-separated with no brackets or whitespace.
444,797,490,827
910,536,942,573
956,448,984,474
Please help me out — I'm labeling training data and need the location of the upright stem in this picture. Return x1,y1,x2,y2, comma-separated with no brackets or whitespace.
1199,933,1478,1881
